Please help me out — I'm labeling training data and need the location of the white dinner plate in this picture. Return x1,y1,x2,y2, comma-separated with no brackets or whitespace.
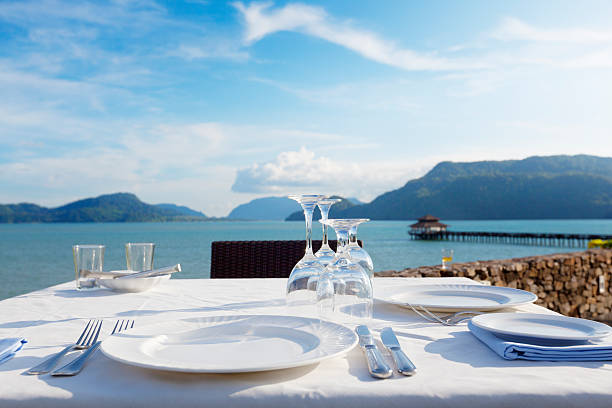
471,312,612,343
100,315,358,373
376,284,538,312
97,270,170,293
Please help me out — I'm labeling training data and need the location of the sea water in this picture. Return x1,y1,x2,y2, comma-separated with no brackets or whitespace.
1,219,611,300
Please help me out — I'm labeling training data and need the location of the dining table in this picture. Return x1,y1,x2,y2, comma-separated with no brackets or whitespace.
1,276,611,408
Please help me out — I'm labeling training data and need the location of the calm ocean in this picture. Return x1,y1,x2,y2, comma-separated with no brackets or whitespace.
1,219,612,300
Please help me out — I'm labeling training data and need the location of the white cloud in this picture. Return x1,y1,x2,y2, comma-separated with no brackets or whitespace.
170,43,249,61
231,147,422,201
0,0,167,27
233,2,486,71
235,4,612,73
0,108,363,215
250,76,421,112
493,17,612,43
0,121,235,212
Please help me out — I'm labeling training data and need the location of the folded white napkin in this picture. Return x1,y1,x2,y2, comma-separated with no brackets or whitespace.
0,338,27,365
468,321,612,361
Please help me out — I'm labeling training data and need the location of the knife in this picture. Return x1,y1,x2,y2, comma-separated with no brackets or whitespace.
355,325,393,379
380,327,417,376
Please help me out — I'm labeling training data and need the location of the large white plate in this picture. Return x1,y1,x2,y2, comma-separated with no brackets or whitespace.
472,312,612,343
376,284,538,312
100,315,358,373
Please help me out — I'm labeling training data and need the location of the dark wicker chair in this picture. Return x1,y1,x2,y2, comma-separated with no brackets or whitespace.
210,240,362,279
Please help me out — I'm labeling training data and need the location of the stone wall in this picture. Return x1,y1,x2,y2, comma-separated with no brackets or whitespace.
375,249,612,322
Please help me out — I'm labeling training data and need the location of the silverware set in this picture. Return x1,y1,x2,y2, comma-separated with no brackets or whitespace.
356,325,416,379
27,319,134,376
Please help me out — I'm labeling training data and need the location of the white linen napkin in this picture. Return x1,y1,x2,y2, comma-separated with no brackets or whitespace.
468,321,612,361
0,338,27,365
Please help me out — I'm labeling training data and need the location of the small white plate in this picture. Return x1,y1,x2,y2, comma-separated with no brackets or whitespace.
376,283,538,312
100,315,358,373
97,270,170,293
471,313,612,343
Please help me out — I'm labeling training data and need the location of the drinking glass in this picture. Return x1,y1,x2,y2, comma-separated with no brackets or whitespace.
286,194,327,306
347,222,374,280
73,244,105,290
314,198,341,266
317,218,373,323
125,243,155,271
441,248,454,270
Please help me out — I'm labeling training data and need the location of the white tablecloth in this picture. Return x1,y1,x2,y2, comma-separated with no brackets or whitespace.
0,277,611,408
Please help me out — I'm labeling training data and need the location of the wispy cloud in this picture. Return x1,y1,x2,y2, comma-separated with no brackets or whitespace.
250,76,421,112
235,3,612,73
233,2,486,71
0,0,167,27
493,17,612,43
169,43,249,61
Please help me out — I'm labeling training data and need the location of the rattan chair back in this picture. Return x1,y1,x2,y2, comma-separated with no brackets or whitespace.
210,240,362,279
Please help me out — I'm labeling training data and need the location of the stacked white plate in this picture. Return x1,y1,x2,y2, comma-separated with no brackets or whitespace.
471,313,612,345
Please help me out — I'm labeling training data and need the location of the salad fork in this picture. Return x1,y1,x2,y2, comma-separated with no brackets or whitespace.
52,319,134,376
407,304,483,326
27,320,102,375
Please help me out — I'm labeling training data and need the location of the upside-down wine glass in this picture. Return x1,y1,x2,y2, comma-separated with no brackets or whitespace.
348,223,374,280
314,198,342,267
316,218,373,323
286,194,328,306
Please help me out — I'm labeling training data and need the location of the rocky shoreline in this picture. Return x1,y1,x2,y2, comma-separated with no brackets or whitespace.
375,249,612,322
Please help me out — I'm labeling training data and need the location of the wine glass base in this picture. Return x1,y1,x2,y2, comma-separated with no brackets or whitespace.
286,259,324,308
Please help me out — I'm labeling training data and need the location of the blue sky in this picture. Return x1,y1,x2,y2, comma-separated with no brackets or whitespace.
1,0,611,216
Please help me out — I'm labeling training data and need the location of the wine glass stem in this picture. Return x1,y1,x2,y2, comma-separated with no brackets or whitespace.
336,229,349,255
320,207,331,246
349,228,358,245
303,207,314,255
322,224,328,245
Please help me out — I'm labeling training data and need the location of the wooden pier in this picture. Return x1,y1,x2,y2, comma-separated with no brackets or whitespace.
408,230,612,248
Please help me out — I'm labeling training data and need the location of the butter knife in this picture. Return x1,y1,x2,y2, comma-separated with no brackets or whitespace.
381,327,417,376
355,325,393,379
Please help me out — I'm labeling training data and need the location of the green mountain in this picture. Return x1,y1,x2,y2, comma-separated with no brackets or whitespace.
228,197,301,220
285,196,359,221
155,203,207,218
337,155,612,220
0,193,207,223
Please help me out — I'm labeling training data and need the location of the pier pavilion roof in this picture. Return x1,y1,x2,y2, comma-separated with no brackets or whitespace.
410,214,448,230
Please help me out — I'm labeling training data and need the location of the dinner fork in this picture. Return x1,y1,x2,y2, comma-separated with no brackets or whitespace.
407,304,483,326
51,319,134,376
27,320,102,375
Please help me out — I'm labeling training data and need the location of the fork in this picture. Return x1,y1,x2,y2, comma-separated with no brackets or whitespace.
407,304,483,326
27,320,103,375
51,319,134,376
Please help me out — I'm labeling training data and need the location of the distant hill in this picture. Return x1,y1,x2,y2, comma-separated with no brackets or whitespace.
285,196,359,221
155,203,207,218
0,193,208,223
337,155,612,220
228,197,301,220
